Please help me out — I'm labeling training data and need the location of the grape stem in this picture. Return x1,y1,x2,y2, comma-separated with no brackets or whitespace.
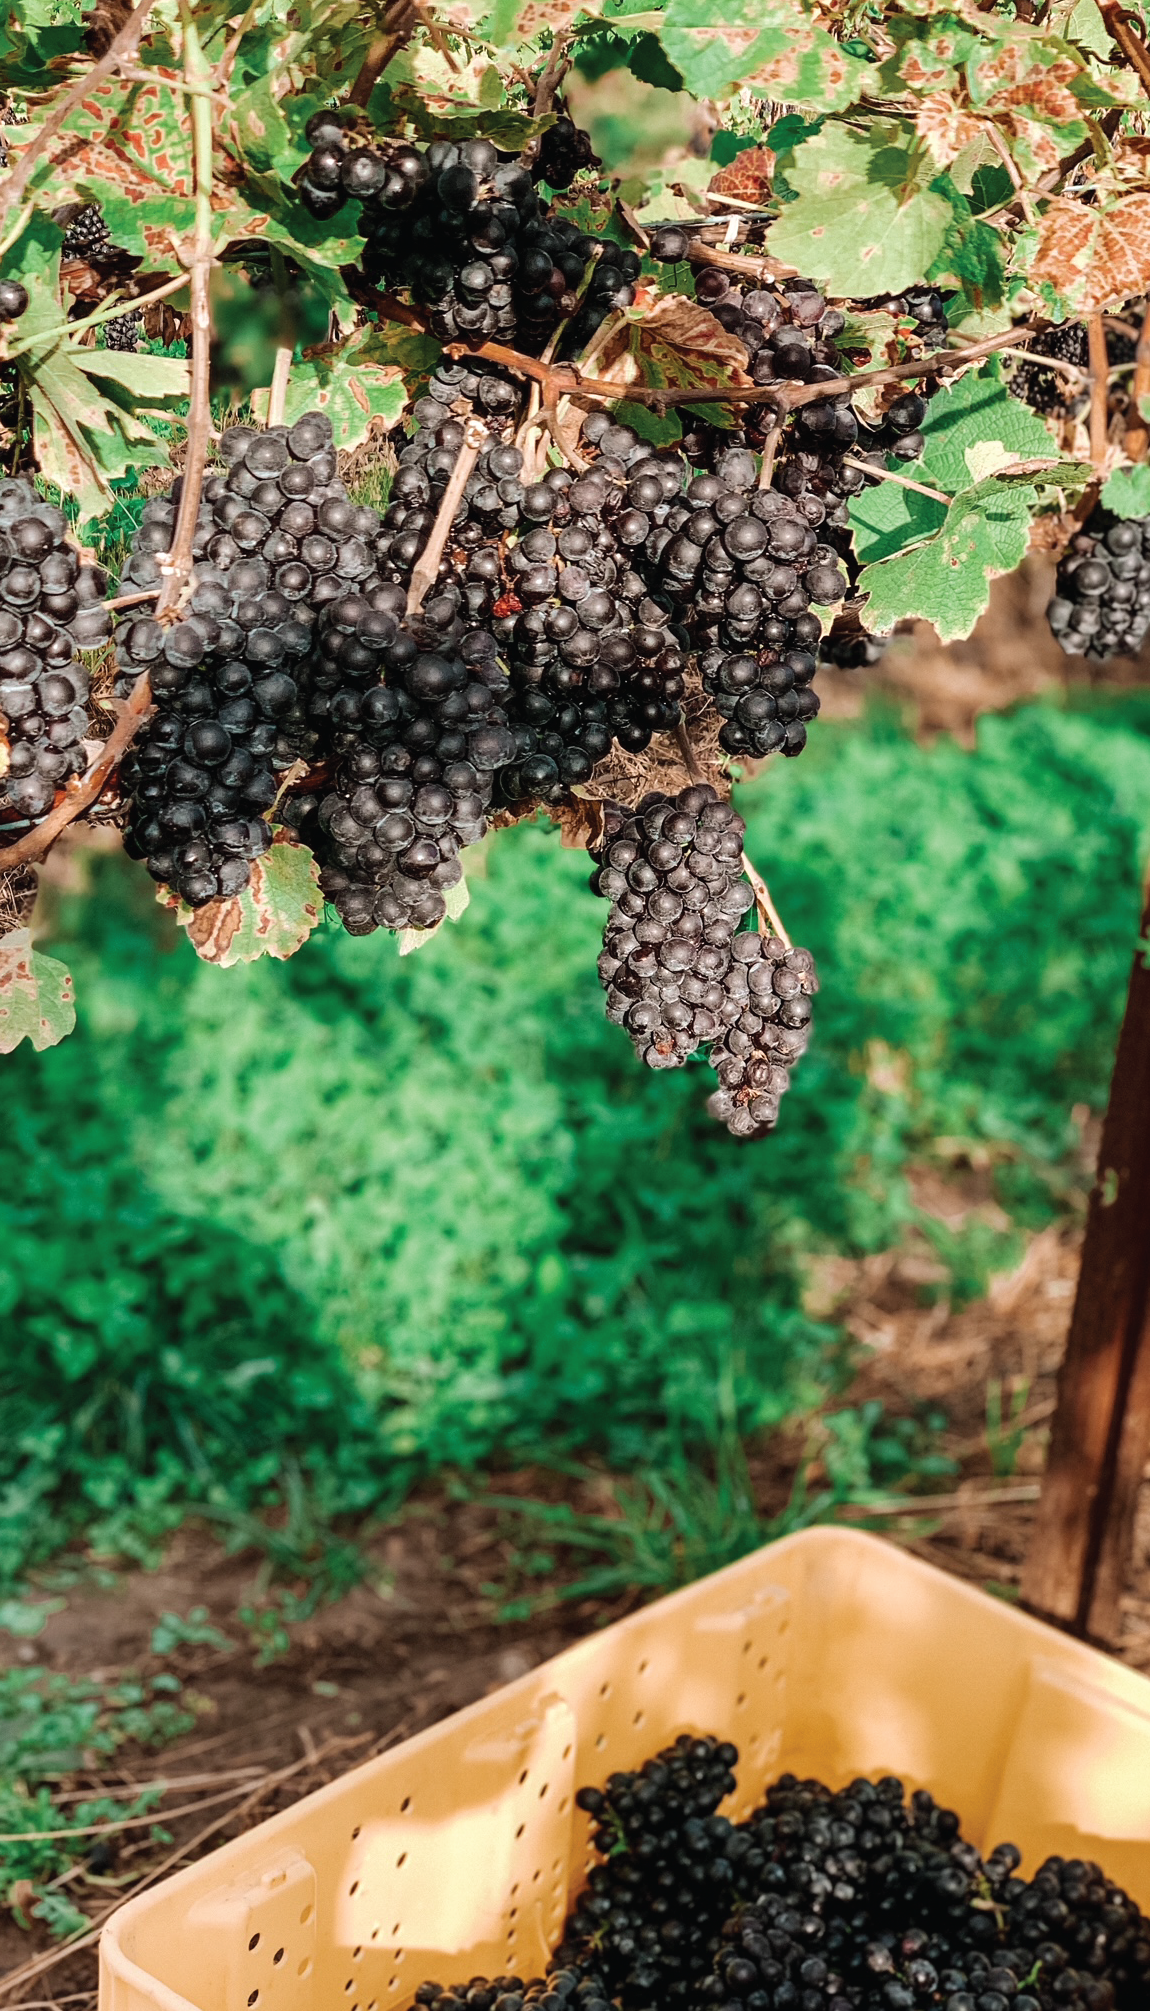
407,416,487,614
1123,300,1150,463
740,852,791,950
348,0,418,106
439,322,1037,415
1087,312,1109,469
533,31,572,116
756,421,782,490
1100,2,1150,97
841,456,952,505
675,723,706,786
155,4,214,623
267,344,292,427
993,344,1088,386
0,0,158,225
3,270,191,361
107,589,161,611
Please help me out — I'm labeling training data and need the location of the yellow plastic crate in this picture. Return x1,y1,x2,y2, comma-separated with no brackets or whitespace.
100,1527,1150,2011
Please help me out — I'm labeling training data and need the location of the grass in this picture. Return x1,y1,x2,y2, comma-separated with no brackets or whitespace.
2,692,1146,1601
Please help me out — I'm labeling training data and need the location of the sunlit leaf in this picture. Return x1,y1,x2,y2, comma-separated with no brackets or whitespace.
0,929,76,1054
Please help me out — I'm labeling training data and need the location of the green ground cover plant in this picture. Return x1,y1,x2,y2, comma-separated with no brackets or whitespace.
2,693,1147,1594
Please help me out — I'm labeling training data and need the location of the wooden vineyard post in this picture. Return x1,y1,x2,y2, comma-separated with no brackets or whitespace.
1021,896,1150,1641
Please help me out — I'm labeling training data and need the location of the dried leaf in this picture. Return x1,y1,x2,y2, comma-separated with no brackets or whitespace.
0,928,75,1054
596,290,752,399
709,146,774,205
1025,193,1150,313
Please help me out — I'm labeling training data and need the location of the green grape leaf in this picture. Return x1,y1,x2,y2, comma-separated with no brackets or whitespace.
1101,463,1150,519
39,70,198,270
1,213,188,516
397,873,470,956
765,123,954,298
159,837,322,969
658,0,869,112
0,929,76,1054
857,479,1037,641
848,362,1056,563
250,325,415,451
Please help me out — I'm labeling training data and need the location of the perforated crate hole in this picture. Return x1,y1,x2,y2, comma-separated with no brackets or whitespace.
399,1797,411,1813
352,1826,362,1840
594,1734,606,1750
538,1781,549,1798
297,1960,311,1978
349,1882,359,1896
247,1994,258,2006
273,1950,284,1967
632,1711,644,1728
396,1853,407,1868
248,1935,260,1952
300,1904,313,1925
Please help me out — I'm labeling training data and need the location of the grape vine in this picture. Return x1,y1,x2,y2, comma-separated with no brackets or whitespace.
0,0,1149,1131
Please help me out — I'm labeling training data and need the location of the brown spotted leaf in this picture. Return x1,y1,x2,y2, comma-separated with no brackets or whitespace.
0,929,75,1054
709,147,774,206
596,291,752,398
1026,193,1150,312
159,835,322,969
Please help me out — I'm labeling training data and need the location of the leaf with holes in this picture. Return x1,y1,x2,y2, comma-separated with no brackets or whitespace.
857,479,1037,641
765,122,954,298
1101,463,1150,519
0,930,76,1054
658,0,869,112
250,325,415,451
159,837,322,969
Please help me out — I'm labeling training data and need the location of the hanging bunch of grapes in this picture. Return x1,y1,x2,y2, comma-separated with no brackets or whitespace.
0,0,1146,1109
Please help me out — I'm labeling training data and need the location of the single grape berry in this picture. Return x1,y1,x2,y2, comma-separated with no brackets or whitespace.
0,277,28,321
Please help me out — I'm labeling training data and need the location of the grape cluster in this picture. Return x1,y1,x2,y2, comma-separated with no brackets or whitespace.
414,1972,610,2011
116,411,366,906
60,204,141,351
405,1747,1149,2011
1046,512,1150,661
560,1736,742,2007
1008,322,1089,420
1006,1854,1150,2009
649,444,839,759
706,937,817,1138
297,115,632,354
61,202,112,263
590,785,817,1135
374,371,687,806
305,623,515,936
533,114,600,190
0,478,108,832
592,787,755,1068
